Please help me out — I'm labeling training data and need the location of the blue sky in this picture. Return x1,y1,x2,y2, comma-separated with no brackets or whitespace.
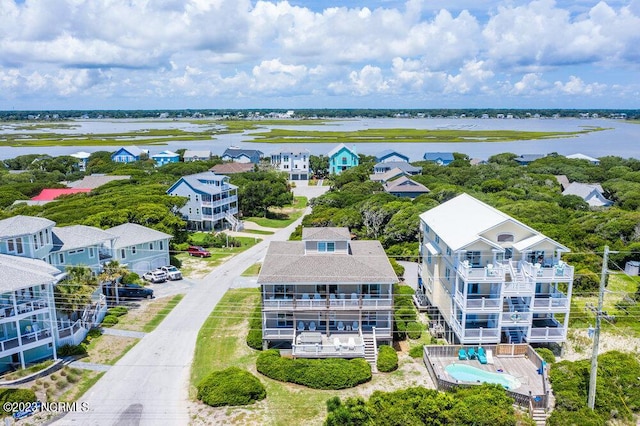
1,0,639,110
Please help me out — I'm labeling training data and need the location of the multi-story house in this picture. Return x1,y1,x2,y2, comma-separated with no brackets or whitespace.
221,147,263,164
167,171,240,231
328,144,359,175
70,151,91,172
376,149,409,163
150,150,180,167
105,223,172,275
270,148,310,181
183,150,211,162
0,216,55,261
259,227,396,364
111,146,148,163
417,193,574,345
0,254,63,373
49,225,117,274
423,152,455,166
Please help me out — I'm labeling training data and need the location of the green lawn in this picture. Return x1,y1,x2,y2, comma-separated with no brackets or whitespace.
244,197,308,228
143,294,185,332
180,235,262,268
240,229,275,235
241,263,262,277
569,273,640,337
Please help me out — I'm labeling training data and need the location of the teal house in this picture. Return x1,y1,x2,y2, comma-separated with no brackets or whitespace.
151,150,180,167
328,144,359,175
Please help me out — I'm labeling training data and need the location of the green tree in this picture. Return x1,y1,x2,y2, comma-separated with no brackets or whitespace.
54,266,99,316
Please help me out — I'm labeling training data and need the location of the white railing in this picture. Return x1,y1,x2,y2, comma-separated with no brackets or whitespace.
201,196,238,209
373,327,392,337
263,299,294,310
263,297,393,311
523,262,574,282
292,341,365,357
57,319,87,347
532,295,569,311
457,262,505,282
527,326,566,342
0,337,20,353
461,327,500,342
0,299,48,319
500,311,533,324
503,281,534,294
455,292,501,311
362,298,393,308
263,328,295,339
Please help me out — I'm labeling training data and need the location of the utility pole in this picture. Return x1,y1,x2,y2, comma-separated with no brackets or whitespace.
588,245,609,409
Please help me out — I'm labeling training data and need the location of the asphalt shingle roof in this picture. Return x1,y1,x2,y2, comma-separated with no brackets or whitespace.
384,176,430,193
52,225,116,252
106,223,173,248
0,254,63,292
301,227,351,241
0,215,55,239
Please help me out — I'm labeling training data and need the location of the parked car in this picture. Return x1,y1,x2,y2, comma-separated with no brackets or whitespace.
160,265,182,280
187,245,211,258
117,283,154,300
142,269,168,283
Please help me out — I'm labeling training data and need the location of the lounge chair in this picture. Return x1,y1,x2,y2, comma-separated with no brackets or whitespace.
467,347,477,359
302,293,310,300
314,293,321,300
309,321,316,331
297,321,305,331
477,347,487,364
352,321,359,331
337,321,345,331
333,337,341,351
486,349,495,365
458,348,468,360
347,337,355,350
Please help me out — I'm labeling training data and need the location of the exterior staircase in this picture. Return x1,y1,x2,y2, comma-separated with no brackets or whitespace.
531,407,548,426
224,212,243,231
362,334,378,373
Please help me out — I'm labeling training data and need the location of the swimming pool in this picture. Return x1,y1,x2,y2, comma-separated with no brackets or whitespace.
444,363,522,390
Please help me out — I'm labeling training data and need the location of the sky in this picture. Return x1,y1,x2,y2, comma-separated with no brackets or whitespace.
1,0,639,110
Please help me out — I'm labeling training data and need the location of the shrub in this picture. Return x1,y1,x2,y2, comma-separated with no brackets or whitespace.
389,258,405,278
406,321,423,339
107,306,128,317
246,303,263,350
377,345,398,372
409,345,424,358
101,315,119,327
55,380,67,390
57,344,87,357
0,389,37,414
122,272,140,284
169,255,182,268
197,367,266,407
535,347,556,364
257,349,371,389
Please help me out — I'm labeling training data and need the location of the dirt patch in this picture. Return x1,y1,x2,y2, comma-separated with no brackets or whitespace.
85,334,139,365
114,295,179,332
180,255,221,279
561,329,640,362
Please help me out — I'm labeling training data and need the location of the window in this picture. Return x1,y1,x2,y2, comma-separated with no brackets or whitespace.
466,251,481,267
58,253,64,264
160,241,164,250
342,156,347,164
39,231,44,246
149,243,154,251
427,251,432,264
131,246,137,255
317,242,336,252
468,283,479,294
89,247,95,258
34,235,38,250
424,224,430,234
446,247,451,256
435,235,440,244
121,249,126,259
527,250,545,264
445,267,451,281
45,229,50,244
497,233,514,243
16,238,23,254
8,239,14,252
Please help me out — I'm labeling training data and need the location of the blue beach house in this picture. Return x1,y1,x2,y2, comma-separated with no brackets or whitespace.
423,152,455,166
151,150,180,167
111,146,148,163
328,144,359,175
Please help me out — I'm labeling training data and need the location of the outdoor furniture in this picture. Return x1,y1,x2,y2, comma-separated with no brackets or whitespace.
458,348,468,360
309,321,316,331
297,321,305,331
352,321,359,331
302,293,310,300
477,347,487,364
347,337,355,350
314,293,321,300
333,337,341,351
486,349,495,365
337,321,345,331
467,347,477,359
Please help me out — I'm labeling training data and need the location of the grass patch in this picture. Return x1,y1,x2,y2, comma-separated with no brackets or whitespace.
1,360,55,380
178,236,261,270
241,229,275,235
60,370,105,401
241,263,262,277
143,294,184,332
244,196,308,229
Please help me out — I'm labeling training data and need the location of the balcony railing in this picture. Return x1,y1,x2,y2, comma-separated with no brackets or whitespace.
500,311,533,325
454,292,501,311
532,294,569,311
461,327,500,342
263,327,295,339
456,262,505,282
527,326,566,342
523,262,574,282
201,196,239,209
503,281,534,295
263,296,393,311
0,337,20,352
0,299,48,319
57,319,87,347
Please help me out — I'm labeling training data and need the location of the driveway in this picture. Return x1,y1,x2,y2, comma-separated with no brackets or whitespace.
55,212,309,425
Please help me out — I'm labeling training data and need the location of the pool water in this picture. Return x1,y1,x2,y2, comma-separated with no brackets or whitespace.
445,363,522,390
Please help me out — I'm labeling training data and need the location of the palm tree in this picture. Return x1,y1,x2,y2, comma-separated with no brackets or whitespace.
54,266,99,317
98,261,130,305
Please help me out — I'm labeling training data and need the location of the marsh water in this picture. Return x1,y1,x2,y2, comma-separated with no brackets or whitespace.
1,117,638,161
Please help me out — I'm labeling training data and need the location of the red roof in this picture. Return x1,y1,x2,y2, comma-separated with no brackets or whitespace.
31,188,91,201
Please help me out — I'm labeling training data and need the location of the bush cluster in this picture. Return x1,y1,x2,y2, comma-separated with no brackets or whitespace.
408,345,424,358
196,367,266,407
377,345,398,372
394,284,420,341
535,347,556,364
256,349,371,389
0,389,37,414
246,303,263,350
102,306,128,327
57,344,87,357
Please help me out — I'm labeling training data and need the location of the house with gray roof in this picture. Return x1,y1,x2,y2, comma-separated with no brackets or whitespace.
566,153,600,165
183,150,212,162
167,171,240,231
0,215,55,260
0,254,63,372
514,154,545,166
423,152,455,166
373,161,421,175
562,182,613,207
221,147,263,164
383,176,430,199
50,225,117,274
106,223,172,276
259,227,396,365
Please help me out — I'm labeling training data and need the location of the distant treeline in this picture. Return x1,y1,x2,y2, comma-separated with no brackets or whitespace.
0,108,638,121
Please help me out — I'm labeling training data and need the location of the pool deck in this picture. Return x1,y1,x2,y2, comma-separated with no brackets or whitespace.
424,344,546,398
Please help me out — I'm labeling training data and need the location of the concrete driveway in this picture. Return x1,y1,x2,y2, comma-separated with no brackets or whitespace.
55,212,308,425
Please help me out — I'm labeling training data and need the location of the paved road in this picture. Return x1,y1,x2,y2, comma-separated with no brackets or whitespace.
55,214,311,425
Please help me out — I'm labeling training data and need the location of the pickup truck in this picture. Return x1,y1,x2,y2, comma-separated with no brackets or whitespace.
117,283,154,299
160,265,183,280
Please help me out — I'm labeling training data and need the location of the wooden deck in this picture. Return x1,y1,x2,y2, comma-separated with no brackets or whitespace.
423,344,550,408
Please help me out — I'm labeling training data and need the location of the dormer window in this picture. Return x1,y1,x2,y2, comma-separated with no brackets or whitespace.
317,242,335,252
497,233,514,243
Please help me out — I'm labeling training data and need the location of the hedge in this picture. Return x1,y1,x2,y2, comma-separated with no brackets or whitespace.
0,389,37,414
246,303,263,350
535,347,556,364
408,345,424,358
197,367,266,407
406,321,422,339
377,345,398,372
256,349,371,389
